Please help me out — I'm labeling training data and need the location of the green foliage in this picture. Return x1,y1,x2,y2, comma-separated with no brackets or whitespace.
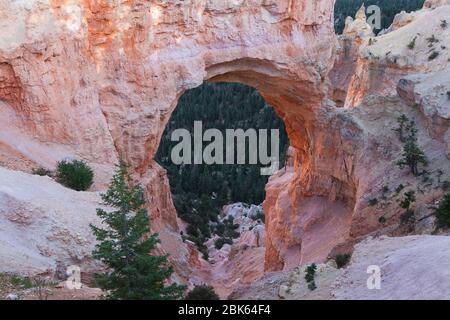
378,216,387,224
90,162,186,300
400,191,416,211
9,276,34,289
221,216,240,239
335,254,351,269
251,211,265,223
395,116,428,176
428,51,439,60
426,34,439,44
394,114,411,142
442,181,450,191
185,285,220,300
213,216,240,250
395,184,405,194
407,36,417,50
32,167,53,177
334,0,425,34
214,237,233,250
368,198,379,207
399,191,416,225
435,194,450,230
305,263,317,291
441,20,448,29
155,83,288,252
56,159,94,191
186,235,209,261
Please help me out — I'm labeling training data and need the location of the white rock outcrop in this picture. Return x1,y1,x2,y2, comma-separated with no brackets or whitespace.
0,167,104,275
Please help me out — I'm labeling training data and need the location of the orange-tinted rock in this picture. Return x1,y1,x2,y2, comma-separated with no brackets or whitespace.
0,1,449,281
0,0,336,280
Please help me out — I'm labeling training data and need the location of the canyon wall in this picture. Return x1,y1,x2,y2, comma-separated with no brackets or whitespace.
1,0,449,281
0,0,338,279
264,3,450,270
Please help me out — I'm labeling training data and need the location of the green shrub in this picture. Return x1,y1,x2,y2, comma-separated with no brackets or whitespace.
399,191,416,225
56,160,94,191
426,35,439,44
255,212,265,223
400,210,414,225
335,254,351,269
307,282,317,291
368,198,379,207
214,237,233,250
378,216,387,224
32,167,53,177
185,285,220,300
10,276,33,289
395,184,405,194
442,181,450,191
441,20,448,29
214,222,225,237
407,36,417,49
305,263,317,291
90,162,186,300
428,51,439,60
396,119,428,176
435,194,450,230
187,224,200,237
400,191,416,211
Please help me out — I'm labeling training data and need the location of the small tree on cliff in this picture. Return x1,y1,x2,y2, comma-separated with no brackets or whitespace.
90,162,186,300
396,120,428,176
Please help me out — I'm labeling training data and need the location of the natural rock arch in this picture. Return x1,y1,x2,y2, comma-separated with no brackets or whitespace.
0,0,362,275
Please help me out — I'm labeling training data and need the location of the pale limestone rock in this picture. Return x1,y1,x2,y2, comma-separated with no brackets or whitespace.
343,5,374,39
333,236,450,300
193,203,266,298
231,235,450,300
424,0,450,9
0,167,104,275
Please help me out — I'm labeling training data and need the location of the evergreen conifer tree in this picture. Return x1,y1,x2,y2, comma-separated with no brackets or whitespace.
397,121,428,176
91,162,186,300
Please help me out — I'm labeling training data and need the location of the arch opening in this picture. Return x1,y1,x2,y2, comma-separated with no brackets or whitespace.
155,81,291,294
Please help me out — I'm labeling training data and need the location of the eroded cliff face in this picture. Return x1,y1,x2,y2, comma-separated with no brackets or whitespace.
1,0,448,284
0,0,338,280
264,3,450,271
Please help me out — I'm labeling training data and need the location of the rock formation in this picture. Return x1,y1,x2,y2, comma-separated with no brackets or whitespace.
264,3,450,271
0,167,103,275
231,235,450,300
190,203,266,298
0,0,337,279
0,1,449,292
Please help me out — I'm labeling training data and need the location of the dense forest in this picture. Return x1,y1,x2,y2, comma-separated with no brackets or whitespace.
334,0,425,34
156,83,288,252
156,0,426,255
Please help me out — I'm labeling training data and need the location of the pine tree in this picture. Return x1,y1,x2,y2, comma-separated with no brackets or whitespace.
435,194,450,230
90,162,186,300
397,121,427,176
